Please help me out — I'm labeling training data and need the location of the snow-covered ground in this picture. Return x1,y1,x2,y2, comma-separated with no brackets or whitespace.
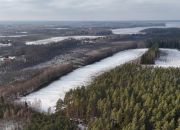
78,124,88,130
0,35,27,38
0,43,11,47
155,49,180,67
19,31,28,34
26,36,104,45
0,56,16,62
0,121,23,130
20,49,147,112
50,28,69,30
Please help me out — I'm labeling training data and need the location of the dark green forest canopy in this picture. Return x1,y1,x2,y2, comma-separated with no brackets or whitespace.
141,28,180,49
24,112,76,130
59,64,180,130
141,44,159,64
142,28,180,39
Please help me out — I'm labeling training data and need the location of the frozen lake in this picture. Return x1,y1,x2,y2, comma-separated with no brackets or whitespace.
112,26,164,35
112,22,180,35
21,49,147,112
155,49,180,68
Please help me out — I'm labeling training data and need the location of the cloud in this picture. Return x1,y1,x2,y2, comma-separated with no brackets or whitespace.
0,0,179,20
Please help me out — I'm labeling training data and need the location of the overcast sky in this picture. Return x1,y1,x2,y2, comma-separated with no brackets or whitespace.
0,0,179,21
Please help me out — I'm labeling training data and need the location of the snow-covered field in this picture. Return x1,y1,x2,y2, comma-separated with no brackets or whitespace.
20,49,147,112
0,43,11,47
0,35,27,38
19,31,28,34
155,49,180,67
26,36,104,45
50,28,68,30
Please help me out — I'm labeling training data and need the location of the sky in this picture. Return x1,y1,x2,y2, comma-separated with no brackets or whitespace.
0,0,179,21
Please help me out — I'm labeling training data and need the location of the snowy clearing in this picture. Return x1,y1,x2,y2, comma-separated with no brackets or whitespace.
20,49,147,112
26,36,104,45
155,49,180,68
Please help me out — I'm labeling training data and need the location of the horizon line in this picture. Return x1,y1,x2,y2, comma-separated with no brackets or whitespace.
0,20,180,22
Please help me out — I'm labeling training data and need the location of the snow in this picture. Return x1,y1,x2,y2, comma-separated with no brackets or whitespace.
20,49,147,112
0,121,22,130
19,48,180,113
19,31,28,34
78,124,88,130
26,36,104,45
0,56,16,62
0,43,11,47
51,28,68,30
8,56,16,60
155,49,180,68
0,35,27,38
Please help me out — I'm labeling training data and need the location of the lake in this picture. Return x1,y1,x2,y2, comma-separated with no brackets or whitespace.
112,22,180,34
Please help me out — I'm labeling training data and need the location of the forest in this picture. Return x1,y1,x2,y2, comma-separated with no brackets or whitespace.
141,44,159,64
0,98,76,130
1,27,180,130
0,38,140,99
144,28,180,49
15,61,180,130
55,63,180,130
1,42,180,130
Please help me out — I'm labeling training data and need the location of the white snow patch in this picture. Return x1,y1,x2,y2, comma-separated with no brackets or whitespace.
50,28,69,30
8,56,16,60
0,35,27,38
0,121,22,130
0,56,16,62
155,49,180,68
20,49,147,112
19,32,28,34
78,124,88,130
26,36,104,45
0,43,11,47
